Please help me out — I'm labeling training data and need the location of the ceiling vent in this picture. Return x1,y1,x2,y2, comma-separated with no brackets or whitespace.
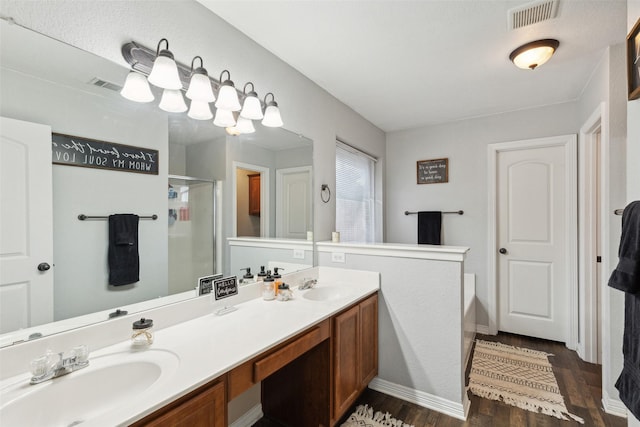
508,0,559,30
88,77,122,92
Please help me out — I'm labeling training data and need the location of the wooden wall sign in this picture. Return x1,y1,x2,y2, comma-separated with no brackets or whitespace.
417,158,448,184
52,133,159,175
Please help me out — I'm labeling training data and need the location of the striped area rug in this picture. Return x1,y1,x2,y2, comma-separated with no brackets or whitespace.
468,339,584,424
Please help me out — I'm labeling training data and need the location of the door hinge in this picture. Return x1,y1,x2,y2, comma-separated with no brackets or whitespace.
597,256,602,263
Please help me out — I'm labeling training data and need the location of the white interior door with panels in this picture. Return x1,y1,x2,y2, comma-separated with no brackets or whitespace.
276,166,312,239
0,116,54,334
488,135,577,346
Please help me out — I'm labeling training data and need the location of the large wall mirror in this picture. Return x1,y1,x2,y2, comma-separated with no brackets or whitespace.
0,19,313,347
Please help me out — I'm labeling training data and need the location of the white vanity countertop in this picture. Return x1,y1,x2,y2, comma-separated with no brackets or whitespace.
0,267,379,427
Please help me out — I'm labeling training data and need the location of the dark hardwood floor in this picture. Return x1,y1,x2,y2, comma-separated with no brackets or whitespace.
253,333,627,427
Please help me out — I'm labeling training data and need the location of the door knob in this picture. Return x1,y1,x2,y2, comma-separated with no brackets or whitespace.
37,262,51,272
499,248,507,254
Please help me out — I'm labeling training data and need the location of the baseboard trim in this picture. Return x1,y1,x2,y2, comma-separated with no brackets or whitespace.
229,404,263,427
476,324,490,335
602,391,627,418
369,378,467,420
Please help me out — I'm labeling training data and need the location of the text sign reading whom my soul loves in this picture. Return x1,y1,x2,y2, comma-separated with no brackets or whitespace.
417,158,449,184
52,133,159,175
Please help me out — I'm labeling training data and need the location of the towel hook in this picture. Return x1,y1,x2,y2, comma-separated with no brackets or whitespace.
321,184,331,203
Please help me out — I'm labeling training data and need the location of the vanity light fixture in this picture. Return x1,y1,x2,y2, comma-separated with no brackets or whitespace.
261,93,284,128
215,70,242,111
235,116,256,134
240,82,264,120
120,40,285,132
159,89,187,113
120,71,154,103
213,107,237,128
185,56,215,102
147,38,182,90
188,100,214,120
509,39,559,70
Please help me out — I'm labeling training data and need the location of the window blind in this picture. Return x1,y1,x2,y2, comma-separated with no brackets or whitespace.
335,141,375,243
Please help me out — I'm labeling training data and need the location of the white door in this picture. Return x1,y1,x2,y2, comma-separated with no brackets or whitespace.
276,166,312,239
0,116,54,333
496,136,576,343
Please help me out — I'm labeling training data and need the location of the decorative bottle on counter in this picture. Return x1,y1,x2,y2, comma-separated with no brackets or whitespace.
131,318,154,346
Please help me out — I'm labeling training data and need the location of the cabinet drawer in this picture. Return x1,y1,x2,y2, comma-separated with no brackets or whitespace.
254,320,330,382
228,319,330,400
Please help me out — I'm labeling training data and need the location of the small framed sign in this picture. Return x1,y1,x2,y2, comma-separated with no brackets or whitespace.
197,274,223,296
213,276,239,300
417,158,448,184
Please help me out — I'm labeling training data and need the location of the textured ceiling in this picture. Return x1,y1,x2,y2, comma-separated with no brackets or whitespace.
198,0,626,132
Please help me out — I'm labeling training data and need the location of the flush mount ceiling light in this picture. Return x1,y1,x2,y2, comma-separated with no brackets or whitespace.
509,39,559,70
147,38,182,89
120,39,284,133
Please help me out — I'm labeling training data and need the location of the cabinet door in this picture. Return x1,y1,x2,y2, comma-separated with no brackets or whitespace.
333,304,360,419
359,294,378,389
248,174,260,216
138,380,225,427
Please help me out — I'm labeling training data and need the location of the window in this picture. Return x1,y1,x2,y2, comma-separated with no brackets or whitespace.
335,140,376,243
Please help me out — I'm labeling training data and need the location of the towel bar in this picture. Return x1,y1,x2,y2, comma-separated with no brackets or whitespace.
405,210,463,215
78,214,158,220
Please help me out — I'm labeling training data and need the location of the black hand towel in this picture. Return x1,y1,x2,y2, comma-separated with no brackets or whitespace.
108,214,139,286
417,211,442,245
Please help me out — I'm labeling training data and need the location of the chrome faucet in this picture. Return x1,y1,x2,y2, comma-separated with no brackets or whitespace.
299,278,318,290
29,345,89,385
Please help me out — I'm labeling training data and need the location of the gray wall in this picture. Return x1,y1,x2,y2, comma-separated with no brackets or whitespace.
0,65,169,321
0,0,386,245
385,101,580,329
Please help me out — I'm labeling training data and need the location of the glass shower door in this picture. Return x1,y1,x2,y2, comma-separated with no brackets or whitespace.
168,175,216,295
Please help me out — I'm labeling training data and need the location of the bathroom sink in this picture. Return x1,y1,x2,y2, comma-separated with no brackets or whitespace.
0,348,179,426
302,285,353,301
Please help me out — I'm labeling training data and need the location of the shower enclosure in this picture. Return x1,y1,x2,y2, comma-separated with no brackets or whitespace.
168,175,216,295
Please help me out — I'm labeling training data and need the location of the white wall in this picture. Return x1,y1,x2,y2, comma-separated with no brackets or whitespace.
0,66,169,321
385,101,579,328
626,5,640,425
577,43,628,414
0,0,386,244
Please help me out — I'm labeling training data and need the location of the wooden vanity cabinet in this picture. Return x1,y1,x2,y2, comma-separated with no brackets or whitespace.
130,377,226,427
332,293,378,424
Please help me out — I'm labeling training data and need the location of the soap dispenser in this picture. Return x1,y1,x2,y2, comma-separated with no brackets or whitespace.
256,266,267,282
273,267,284,295
262,270,275,300
240,267,255,284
